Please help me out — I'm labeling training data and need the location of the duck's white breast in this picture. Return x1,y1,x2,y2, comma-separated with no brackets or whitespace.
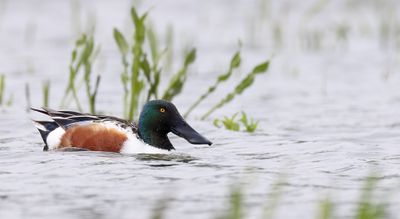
120,136,169,154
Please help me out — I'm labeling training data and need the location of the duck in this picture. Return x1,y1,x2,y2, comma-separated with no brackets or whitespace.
31,100,212,154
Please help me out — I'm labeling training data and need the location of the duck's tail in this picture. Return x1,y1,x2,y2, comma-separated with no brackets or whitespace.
31,108,60,151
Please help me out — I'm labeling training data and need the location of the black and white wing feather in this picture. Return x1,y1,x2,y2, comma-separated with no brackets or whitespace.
31,107,137,148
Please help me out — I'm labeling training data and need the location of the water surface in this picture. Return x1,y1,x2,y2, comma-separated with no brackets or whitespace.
1,0,400,218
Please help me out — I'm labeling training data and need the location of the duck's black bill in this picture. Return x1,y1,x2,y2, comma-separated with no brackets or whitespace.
171,120,212,145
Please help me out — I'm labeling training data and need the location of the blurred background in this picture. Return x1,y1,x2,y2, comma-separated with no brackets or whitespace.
0,0,400,219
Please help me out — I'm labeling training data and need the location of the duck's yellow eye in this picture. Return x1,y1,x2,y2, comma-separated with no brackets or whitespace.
160,107,166,113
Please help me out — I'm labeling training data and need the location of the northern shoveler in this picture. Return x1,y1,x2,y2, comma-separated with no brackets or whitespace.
31,100,212,154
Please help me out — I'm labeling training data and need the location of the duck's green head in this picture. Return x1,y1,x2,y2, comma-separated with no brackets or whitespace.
138,100,212,150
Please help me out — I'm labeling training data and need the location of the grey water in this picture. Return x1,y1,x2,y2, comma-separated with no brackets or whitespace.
1,0,400,218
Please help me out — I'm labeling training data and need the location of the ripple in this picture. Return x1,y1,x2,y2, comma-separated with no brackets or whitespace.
237,153,283,160
148,164,180,167
134,153,198,163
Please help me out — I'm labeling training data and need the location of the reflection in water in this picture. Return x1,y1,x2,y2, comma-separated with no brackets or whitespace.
134,153,198,163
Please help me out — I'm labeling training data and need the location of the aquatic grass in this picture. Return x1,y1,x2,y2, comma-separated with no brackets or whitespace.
114,7,197,120
184,51,241,118
150,197,170,219
259,0,271,21
215,185,244,219
240,112,259,133
114,7,147,120
144,172,390,219
314,175,388,219
216,174,285,219
113,28,130,116
305,0,330,20
316,198,334,219
61,33,100,114
6,94,13,106
70,0,82,37
81,35,101,114
0,74,4,106
0,73,11,107
214,113,241,132
261,175,286,219
162,48,196,101
336,23,350,43
62,49,80,110
61,34,84,111
42,80,50,108
148,25,160,67
23,21,37,48
354,176,387,219
145,25,167,101
117,7,267,122
25,83,31,111
127,7,146,120
272,23,283,50
213,112,259,133
300,29,323,51
164,25,174,72
216,174,389,219
202,61,270,120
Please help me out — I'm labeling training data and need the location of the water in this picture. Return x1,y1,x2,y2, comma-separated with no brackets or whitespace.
1,0,400,218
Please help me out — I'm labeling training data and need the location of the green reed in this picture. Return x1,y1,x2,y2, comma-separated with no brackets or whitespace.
60,6,266,122
0,74,4,105
240,112,259,133
164,25,174,72
316,175,387,219
201,60,269,120
150,197,170,219
25,83,31,111
214,113,241,132
128,7,146,121
114,8,148,120
184,51,241,118
261,175,286,219
42,80,50,108
162,48,196,101
217,175,286,219
216,185,244,219
354,176,386,219
113,28,130,117
61,33,100,114
213,112,259,133
316,198,334,219
145,172,389,219
146,25,165,101
114,7,196,121
0,74,12,107
70,0,82,37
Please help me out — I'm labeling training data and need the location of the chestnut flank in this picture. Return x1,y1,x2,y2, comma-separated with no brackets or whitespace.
60,123,128,152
